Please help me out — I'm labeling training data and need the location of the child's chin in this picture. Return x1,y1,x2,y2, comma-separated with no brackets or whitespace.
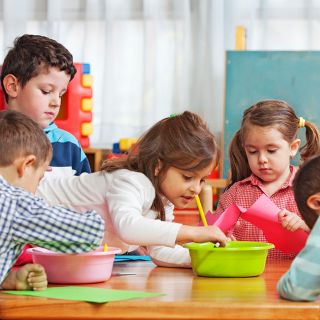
40,121,51,129
176,202,189,209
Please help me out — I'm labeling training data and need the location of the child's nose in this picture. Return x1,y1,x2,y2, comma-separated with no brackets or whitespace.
50,94,61,108
190,181,202,194
258,153,268,163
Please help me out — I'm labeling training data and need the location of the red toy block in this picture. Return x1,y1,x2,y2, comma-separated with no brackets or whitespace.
55,63,93,148
0,81,6,111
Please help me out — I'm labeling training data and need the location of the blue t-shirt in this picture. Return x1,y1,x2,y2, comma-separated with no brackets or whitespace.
44,122,91,175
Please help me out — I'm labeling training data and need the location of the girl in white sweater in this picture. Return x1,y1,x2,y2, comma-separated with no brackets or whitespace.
38,111,228,268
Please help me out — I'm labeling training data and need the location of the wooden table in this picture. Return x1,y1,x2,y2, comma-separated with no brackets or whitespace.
0,260,319,319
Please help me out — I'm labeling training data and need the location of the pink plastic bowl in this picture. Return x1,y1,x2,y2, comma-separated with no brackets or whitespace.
27,246,122,284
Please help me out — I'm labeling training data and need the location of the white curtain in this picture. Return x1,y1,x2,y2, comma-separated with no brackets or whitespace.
1,0,320,148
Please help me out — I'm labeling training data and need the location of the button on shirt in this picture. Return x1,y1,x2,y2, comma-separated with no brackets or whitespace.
0,176,104,284
215,166,300,260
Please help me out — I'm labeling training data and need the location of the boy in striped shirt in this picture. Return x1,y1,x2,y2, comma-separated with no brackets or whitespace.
0,110,104,291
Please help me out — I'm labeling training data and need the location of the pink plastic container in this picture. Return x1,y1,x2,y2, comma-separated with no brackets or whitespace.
27,246,122,284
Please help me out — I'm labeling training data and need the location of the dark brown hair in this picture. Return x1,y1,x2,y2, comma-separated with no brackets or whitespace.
228,100,320,187
1,34,77,102
293,155,320,229
101,111,219,220
0,110,52,167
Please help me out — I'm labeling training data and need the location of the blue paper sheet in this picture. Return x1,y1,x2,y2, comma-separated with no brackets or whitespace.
114,255,151,262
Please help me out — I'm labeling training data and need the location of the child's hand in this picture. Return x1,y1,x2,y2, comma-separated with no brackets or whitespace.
278,209,310,233
197,225,230,246
16,263,47,291
2,264,48,291
177,225,230,247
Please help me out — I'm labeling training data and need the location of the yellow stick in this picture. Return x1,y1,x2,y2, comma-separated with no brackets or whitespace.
195,195,208,227
103,243,108,252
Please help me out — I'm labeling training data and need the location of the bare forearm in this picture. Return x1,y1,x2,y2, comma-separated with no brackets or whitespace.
176,225,196,243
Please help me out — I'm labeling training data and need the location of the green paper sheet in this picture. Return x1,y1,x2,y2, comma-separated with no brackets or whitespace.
3,286,163,303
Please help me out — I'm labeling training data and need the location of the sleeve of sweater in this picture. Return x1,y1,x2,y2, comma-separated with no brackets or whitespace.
37,170,183,249
13,194,105,253
277,218,320,301
144,201,191,268
106,170,182,248
147,244,191,268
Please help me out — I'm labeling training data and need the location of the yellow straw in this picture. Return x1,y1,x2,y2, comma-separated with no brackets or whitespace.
103,243,108,252
195,195,208,227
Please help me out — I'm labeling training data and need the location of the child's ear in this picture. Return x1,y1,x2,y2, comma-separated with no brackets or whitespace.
290,138,301,157
2,74,19,98
154,159,162,176
306,192,320,211
16,155,36,177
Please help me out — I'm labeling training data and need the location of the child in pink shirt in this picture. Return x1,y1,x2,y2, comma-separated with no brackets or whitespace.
216,99,320,259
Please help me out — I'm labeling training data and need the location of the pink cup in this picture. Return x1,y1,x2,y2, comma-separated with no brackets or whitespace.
27,246,122,284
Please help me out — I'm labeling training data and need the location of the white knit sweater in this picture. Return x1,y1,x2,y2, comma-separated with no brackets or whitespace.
37,169,191,268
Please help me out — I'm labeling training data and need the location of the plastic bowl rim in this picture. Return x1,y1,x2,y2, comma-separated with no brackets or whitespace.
27,246,122,256
183,241,275,252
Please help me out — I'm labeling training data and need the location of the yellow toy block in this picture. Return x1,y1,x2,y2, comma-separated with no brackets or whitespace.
82,74,93,88
81,98,93,112
81,122,93,136
119,138,138,152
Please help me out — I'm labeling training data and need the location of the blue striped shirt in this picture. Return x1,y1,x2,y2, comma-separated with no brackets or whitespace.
0,176,104,284
44,122,91,175
277,217,320,301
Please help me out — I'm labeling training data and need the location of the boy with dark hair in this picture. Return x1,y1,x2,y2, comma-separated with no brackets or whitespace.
277,155,320,301
0,110,104,290
1,34,91,176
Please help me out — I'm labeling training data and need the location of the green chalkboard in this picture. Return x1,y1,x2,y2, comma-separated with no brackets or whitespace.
223,51,320,178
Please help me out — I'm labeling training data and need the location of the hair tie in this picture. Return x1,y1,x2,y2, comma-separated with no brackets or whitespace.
298,117,305,128
169,113,177,118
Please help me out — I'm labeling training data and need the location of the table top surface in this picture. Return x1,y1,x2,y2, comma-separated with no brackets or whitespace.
0,259,319,320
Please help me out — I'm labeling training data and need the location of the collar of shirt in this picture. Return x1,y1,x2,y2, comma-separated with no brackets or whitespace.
160,195,174,210
239,165,297,190
0,175,8,186
44,122,57,133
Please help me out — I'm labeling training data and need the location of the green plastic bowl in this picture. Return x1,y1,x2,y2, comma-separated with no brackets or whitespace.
183,241,275,277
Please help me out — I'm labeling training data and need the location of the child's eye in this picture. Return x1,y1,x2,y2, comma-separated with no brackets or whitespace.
41,90,50,95
268,149,277,153
183,175,192,181
247,150,257,154
200,179,205,184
